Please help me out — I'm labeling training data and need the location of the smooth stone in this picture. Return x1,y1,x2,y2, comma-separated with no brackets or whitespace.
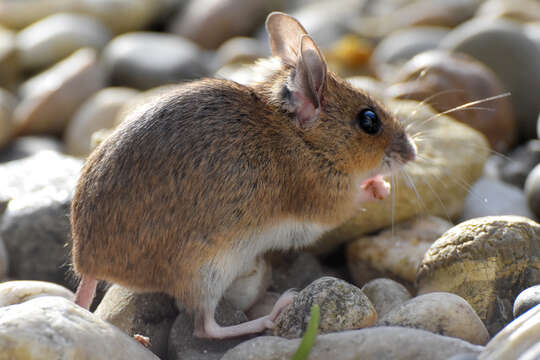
103,32,207,90
475,0,540,23
479,304,540,360
378,292,489,345
461,177,534,221
514,285,540,318
212,37,268,71
386,50,517,152
361,278,412,317
525,22,540,52
224,256,271,312
0,296,159,359
448,354,479,360
168,299,249,360
270,252,324,294
0,151,83,285
170,0,280,49
441,18,540,140
347,216,453,285
316,100,489,253
64,87,139,157
273,277,377,339
0,136,63,163
488,140,540,188
0,236,7,280
525,164,540,219
0,26,19,90
0,0,76,30
0,88,16,149
16,13,112,71
0,280,74,307
417,216,540,335
371,26,450,81
223,327,484,360
95,285,178,359
75,0,167,35
15,48,105,135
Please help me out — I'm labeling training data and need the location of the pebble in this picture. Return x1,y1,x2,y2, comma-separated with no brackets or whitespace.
485,140,540,188
168,299,249,360
16,13,112,71
273,277,377,339
223,256,271,312
270,252,324,293
0,280,74,307
102,32,207,90
417,215,540,335
0,0,76,30
222,327,484,360
386,50,517,152
347,216,453,285
64,87,140,157
346,76,386,101
14,48,105,135
513,285,540,318
461,177,534,220
524,164,540,219
0,26,18,90
441,18,540,140
475,0,540,23
170,0,278,49
371,26,450,81
0,151,83,285
361,278,412,317
0,136,63,163
212,36,269,71
0,88,16,149
0,296,159,360
316,100,488,253
378,292,489,345
479,304,540,360
95,285,178,359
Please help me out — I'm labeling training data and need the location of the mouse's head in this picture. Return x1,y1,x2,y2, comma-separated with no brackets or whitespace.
264,12,416,180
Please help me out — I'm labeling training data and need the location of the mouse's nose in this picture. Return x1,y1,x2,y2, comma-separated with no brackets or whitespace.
403,136,417,163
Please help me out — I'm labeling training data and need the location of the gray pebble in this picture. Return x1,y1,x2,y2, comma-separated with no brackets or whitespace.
525,164,540,219
361,278,412,317
513,285,540,318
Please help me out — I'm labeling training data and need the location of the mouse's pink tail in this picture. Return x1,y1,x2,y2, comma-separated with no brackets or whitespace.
75,275,98,310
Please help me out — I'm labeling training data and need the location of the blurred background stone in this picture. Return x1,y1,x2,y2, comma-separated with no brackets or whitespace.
0,26,19,90
0,88,15,149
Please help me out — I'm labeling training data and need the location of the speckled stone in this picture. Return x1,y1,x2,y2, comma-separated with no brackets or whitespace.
417,216,540,335
273,277,377,339
513,285,540,318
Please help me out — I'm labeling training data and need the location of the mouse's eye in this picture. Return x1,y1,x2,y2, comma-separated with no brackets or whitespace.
356,109,381,135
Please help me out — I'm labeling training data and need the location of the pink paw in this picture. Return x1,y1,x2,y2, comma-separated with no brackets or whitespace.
358,175,390,203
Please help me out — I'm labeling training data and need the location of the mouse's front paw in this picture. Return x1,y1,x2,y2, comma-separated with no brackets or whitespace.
358,175,391,203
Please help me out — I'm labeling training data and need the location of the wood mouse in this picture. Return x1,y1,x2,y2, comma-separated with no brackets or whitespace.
71,12,416,339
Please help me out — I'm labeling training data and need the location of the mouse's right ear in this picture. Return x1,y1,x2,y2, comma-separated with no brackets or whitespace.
265,12,308,66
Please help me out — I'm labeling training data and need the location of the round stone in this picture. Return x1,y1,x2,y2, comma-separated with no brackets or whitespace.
64,87,139,157
525,164,540,219
441,18,540,140
417,216,540,335
16,13,112,71
387,50,517,152
102,32,208,90
273,277,377,339
0,88,16,149
361,278,412,317
14,48,105,135
371,26,449,81
0,26,19,90
0,280,74,307
513,285,540,318
378,292,489,345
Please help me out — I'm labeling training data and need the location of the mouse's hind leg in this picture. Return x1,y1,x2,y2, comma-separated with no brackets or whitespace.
193,290,296,339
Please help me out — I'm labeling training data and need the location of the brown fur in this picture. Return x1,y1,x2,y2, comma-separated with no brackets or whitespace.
71,68,408,314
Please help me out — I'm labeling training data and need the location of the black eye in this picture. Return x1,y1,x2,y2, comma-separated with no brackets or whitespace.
356,109,381,135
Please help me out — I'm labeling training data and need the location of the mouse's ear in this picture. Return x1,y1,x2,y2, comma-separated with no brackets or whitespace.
289,34,327,130
265,12,308,66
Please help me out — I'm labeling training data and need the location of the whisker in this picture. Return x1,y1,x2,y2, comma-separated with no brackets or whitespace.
400,168,427,213
405,88,467,131
416,92,511,129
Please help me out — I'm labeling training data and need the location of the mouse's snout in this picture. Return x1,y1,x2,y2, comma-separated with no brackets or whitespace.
402,135,417,163
385,132,417,169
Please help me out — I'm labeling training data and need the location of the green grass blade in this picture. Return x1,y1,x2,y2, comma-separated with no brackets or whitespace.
291,304,320,360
